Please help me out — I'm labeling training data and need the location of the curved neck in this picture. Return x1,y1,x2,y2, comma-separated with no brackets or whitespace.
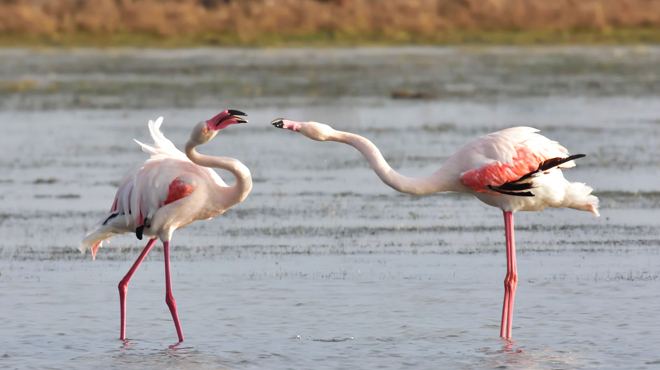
330,131,453,195
184,140,252,208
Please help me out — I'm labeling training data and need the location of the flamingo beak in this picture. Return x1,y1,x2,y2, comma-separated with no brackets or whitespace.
271,118,303,131
206,110,248,130
224,110,248,124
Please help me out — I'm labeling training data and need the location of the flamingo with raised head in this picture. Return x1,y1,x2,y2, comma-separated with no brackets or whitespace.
80,110,252,343
271,118,599,340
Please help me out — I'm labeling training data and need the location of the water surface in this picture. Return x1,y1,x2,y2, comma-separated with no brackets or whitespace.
1,46,659,369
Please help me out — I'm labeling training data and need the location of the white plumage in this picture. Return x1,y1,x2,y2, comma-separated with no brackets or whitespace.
272,118,599,340
448,127,599,214
80,115,251,258
80,110,251,343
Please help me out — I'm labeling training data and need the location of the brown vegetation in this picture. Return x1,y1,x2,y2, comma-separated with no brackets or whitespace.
1,0,660,45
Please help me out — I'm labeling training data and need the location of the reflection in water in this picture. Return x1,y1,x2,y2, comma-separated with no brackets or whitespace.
501,339,524,355
167,342,191,351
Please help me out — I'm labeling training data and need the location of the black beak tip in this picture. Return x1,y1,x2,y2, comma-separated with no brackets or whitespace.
271,118,284,128
228,109,247,116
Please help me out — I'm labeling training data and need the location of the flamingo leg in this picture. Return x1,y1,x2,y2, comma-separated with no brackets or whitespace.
118,238,157,340
163,241,184,342
500,211,518,340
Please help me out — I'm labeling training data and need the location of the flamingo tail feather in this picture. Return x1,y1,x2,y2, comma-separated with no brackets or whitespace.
79,224,117,259
563,182,600,216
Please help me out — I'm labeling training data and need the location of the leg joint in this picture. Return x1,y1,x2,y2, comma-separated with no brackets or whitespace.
165,295,177,308
504,273,519,289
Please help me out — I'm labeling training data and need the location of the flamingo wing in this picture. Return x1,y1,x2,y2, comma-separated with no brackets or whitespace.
135,117,226,187
111,117,226,229
110,160,201,234
458,127,577,195
82,117,228,258
106,118,223,233
133,117,189,162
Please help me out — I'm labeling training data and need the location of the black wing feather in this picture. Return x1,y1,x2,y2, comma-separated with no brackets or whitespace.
488,154,586,197
487,185,534,197
493,181,534,191
518,154,586,181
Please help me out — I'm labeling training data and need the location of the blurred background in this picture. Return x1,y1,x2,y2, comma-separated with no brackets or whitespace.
1,1,660,370
1,0,660,110
2,0,660,46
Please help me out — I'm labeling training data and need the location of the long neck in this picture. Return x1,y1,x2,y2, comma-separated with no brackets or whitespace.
184,140,252,209
331,131,454,195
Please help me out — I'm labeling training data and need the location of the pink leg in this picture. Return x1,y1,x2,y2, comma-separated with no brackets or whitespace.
500,211,518,340
163,241,184,342
500,235,510,339
119,238,157,340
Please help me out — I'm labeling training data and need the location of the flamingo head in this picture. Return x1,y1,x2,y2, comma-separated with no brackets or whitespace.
206,109,248,131
191,109,248,144
271,118,335,141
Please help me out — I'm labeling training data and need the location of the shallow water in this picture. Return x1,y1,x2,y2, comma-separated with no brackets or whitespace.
1,47,660,369
2,46,660,110
3,253,660,370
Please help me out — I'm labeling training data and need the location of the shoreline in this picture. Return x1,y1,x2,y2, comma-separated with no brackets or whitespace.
2,28,660,48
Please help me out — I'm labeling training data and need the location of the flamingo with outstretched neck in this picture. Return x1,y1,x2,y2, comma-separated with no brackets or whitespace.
271,118,599,340
80,110,252,343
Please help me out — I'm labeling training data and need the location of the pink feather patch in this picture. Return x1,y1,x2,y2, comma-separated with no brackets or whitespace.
91,241,101,260
164,178,197,205
136,209,144,227
460,146,542,193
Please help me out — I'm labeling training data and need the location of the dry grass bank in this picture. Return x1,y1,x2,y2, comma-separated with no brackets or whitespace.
1,0,660,46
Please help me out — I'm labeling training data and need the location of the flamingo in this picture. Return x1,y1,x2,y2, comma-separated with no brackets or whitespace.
80,110,252,343
271,118,599,340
